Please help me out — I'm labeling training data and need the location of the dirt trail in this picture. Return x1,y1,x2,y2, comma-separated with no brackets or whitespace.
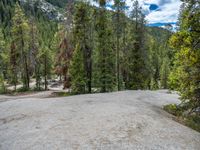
0,90,199,150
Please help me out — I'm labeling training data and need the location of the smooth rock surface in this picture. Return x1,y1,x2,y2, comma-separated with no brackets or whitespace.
0,90,199,150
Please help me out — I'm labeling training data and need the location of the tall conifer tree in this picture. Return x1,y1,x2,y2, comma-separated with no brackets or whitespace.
127,0,146,89
95,0,116,92
72,1,92,93
113,0,126,91
169,0,200,108
11,2,30,89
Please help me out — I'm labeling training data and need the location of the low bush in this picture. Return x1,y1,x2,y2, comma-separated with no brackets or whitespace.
0,86,6,94
33,87,45,91
163,104,182,116
17,87,30,92
184,115,200,132
50,92,72,97
164,104,200,132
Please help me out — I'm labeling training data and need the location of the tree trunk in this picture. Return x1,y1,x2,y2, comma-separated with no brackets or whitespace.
44,54,48,90
88,64,92,93
20,28,29,90
14,71,17,91
25,55,29,88
116,5,120,91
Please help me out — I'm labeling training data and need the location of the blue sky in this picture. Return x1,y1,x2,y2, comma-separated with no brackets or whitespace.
90,0,182,28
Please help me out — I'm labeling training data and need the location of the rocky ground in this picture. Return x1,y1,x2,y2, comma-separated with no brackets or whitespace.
0,90,199,150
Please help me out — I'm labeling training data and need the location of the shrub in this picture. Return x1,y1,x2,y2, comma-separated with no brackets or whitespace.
16,87,30,92
163,104,182,116
164,104,200,132
185,115,200,132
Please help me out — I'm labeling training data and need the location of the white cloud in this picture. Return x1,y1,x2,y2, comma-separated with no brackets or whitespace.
126,0,182,24
89,0,182,25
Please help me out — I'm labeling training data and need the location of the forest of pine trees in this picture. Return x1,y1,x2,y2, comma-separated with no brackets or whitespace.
169,0,200,110
0,0,199,111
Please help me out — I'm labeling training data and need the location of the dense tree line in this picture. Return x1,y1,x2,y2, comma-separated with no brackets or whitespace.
0,0,176,95
46,0,68,8
169,0,200,109
0,0,57,92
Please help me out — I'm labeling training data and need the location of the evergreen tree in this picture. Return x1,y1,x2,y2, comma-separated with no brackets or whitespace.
0,28,6,93
169,0,200,109
73,1,92,93
10,41,18,91
126,0,146,89
37,12,58,90
0,0,177,95
160,57,170,89
29,17,40,90
70,43,86,94
11,2,30,89
113,0,126,90
53,27,63,81
0,28,5,74
148,38,160,89
95,0,116,92
39,45,52,90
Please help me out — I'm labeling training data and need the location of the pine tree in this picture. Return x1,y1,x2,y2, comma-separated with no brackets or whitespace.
39,44,52,90
160,57,170,89
73,2,92,93
0,0,180,96
29,17,40,90
0,28,6,93
10,41,18,91
113,0,126,91
11,2,30,90
95,0,116,92
53,27,62,81
0,0,5,23
148,38,160,89
169,0,200,109
70,43,86,94
37,14,58,90
126,0,146,89
0,28,5,72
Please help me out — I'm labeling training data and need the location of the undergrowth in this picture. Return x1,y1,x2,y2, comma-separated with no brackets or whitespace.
164,104,200,132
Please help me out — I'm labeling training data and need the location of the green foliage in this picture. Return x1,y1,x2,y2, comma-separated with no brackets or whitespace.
73,2,93,93
146,26,173,90
112,0,127,90
164,104,182,116
95,3,116,92
0,29,7,93
11,2,30,89
164,103,200,132
0,0,176,94
0,74,6,94
1,1,58,91
70,44,86,94
0,28,5,50
124,0,148,90
16,86,30,92
185,115,200,132
160,58,170,89
50,91,72,97
169,0,200,108
0,28,6,75
46,0,68,8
